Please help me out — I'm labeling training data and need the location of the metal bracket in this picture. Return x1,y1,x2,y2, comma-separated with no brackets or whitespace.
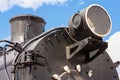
24,50,46,66
66,37,90,59
66,37,108,62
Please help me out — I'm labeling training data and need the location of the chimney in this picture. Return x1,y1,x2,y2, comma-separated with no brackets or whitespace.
9,14,46,43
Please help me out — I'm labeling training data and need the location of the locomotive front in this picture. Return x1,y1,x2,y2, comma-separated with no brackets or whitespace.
0,4,119,80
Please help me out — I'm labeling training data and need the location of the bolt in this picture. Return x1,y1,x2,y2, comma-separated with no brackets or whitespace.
63,66,70,73
52,74,59,80
76,64,81,72
88,70,93,77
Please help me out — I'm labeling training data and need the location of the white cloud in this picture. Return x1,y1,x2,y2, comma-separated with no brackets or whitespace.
106,32,120,61
79,0,85,5
106,32,120,79
0,0,68,12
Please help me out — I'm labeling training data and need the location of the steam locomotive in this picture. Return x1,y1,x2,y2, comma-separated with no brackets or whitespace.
0,4,119,80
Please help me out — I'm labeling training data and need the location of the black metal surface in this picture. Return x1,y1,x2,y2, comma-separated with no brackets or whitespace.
13,28,119,80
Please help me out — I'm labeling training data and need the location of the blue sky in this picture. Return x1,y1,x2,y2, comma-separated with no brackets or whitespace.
0,0,120,39
0,0,120,78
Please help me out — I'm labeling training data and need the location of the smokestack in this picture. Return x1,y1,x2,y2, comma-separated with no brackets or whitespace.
10,14,46,43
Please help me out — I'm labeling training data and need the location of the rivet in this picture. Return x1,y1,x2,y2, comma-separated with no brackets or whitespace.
63,66,70,73
76,64,81,72
88,70,93,77
52,74,59,80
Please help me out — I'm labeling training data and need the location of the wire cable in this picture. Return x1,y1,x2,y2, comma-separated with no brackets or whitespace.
3,45,11,80
0,40,24,80
0,40,14,44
